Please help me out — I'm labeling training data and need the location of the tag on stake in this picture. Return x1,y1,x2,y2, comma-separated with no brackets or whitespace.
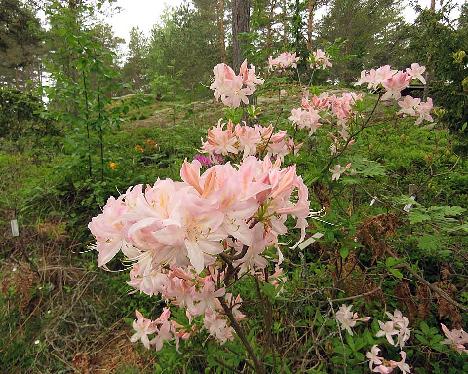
11,219,19,237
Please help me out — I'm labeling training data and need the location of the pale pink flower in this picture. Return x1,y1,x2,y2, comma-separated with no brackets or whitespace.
210,60,263,108
130,310,158,349
367,345,384,370
329,163,351,181
203,309,234,344
355,65,396,90
311,49,332,69
391,351,411,373
268,52,300,71
88,196,128,267
382,71,411,101
386,309,410,348
376,320,399,346
397,95,421,117
415,97,433,125
288,107,322,134
335,304,370,335
406,63,426,84
441,323,468,354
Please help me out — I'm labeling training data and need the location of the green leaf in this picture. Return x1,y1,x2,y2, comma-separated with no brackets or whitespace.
409,209,431,224
417,235,442,251
388,268,404,279
340,246,350,259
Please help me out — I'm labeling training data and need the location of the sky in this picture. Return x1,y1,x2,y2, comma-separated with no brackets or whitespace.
108,0,464,47
40,0,465,58
110,0,184,44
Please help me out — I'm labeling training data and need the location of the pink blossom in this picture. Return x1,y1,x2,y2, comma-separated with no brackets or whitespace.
210,60,263,108
329,163,351,181
376,320,399,346
406,63,426,84
382,71,411,101
201,120,299,161
268,52,300,71
130,310,158,349
90,155,311,350
311,49,332,70
391,351,411,374
356,65,396,90
88,196,128,267
415,97,433,125
398,96,434,125
288,107,322,134
397,95,421,117
367,345,384,370
385,309,411,348
203,309,234,344
441,323,468,354
335,304,370,335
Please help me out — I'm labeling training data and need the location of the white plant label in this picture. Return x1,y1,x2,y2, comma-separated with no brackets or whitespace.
10,219,19,237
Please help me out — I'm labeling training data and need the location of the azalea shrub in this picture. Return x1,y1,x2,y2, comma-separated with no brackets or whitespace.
88,53,467,373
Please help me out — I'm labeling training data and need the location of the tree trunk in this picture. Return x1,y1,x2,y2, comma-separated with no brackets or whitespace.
307,0,316,51
423,0,436,99
265,0,277,51
281,0,288,45
216,0,226,62
232,0,251,72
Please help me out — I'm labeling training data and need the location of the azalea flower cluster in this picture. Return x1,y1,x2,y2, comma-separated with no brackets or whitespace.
200,120,301,162
441,323,468,354
367,346,411,374
268,52,300,71
289,92,363,136
335,306,412,373
397,96,433,125
355,63,434,125
210,59,264,108
88,156,310,349
370,310,411,373
310,49,332,70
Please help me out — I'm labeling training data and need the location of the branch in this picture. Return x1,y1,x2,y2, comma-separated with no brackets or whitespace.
219,298,266,374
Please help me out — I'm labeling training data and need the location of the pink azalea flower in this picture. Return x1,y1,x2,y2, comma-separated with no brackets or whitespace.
203,309,234,344
397,95,421,117
130,310,158,349
367,345,384,370
415,97,433,125
329,163,351,181
311,49,332,69
288,107,322,134
268,52,300,71
335,304,370,335
382,71,411,101
88,196,128,267
376,320,399,346
441,323,468,354
210,60,263,108
391,351,411,374
406,63,426,84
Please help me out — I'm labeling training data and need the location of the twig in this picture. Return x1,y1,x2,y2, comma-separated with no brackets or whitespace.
260,108,284,158
385,248,468,313
219,298,266,374
322,93,382,175
329,286,382,303
396,263,468,313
